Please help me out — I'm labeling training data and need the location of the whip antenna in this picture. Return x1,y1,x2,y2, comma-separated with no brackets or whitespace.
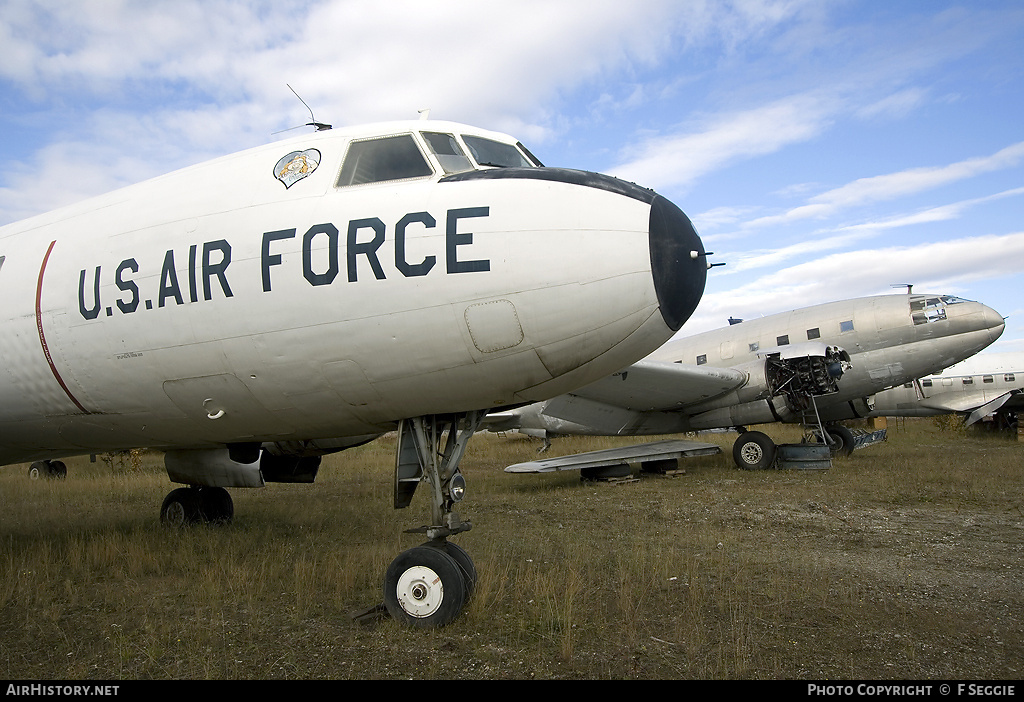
272,84,332,134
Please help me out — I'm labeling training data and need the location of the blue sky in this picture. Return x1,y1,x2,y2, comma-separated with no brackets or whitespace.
2,0,1022,359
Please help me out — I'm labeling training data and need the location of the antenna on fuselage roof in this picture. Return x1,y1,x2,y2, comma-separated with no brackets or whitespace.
891,284,914,294
418,108,431,120
272,84,332,135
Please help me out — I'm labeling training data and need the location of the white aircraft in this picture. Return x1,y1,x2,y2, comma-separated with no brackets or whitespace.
0,119,710,627
870,352,1023,430
488,293,1005,471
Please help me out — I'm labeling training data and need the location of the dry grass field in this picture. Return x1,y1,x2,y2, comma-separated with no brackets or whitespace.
1,419,1021,680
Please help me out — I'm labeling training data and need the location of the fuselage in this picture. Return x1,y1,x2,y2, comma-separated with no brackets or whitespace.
0,120,706,465
653,293,1005,424
870,352,1024,420
506,293,1004,436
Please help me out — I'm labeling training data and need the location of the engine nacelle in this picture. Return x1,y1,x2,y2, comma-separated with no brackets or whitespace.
165,448,264,488
816,396,876,422
762,343,850,411
687,395,789,430
164,445,324,488
683,357,773,414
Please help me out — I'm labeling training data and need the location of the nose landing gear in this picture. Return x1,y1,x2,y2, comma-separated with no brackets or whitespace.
381,411,485,627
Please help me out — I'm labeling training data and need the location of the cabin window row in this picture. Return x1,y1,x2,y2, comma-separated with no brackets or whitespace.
916,373,1015,388
692,320,855,365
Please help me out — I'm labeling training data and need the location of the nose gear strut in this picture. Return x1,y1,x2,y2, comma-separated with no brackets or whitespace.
375,411,485,627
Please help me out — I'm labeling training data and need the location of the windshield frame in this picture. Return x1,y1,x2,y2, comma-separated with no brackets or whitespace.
461,135,537,169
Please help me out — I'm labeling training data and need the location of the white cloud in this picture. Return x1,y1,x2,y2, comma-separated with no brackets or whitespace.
810,141,1024,209
836,186,1024,234
608,92,838,191
855,87,929,120
719,231,869,273
743,142,1024,230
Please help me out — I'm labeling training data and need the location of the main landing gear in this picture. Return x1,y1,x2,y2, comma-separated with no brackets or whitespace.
732,430,776,470
28,459,67,480
819,424,855,457
160,486,234,526
731,423,855,469
381,411,484,627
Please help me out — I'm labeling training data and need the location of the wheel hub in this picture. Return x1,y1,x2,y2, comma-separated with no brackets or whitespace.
164,501,185,527
740,443,763,463
396,565,444,617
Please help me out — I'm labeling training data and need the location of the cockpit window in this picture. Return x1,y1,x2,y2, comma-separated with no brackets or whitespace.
462,135,535,168
517,142,544,167
337,134,433,187
421,132,474,175
910,295,967,325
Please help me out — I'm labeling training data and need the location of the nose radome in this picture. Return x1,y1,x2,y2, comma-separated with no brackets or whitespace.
982,303,1005,341
649,195,707,332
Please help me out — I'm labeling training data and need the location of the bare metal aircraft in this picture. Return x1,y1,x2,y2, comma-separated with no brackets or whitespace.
0,119,709,626
870,352,1023,430
489,294,1004,471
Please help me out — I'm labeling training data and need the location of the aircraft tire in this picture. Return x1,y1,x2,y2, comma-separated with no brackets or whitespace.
384,545,467,628
198,487,234,525
28,460,66,480
28,461,48,480
732,431,776,470
825,425,856,457
423,540,477,601
160,487,201,527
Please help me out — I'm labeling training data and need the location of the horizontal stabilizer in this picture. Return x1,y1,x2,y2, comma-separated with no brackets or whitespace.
504,438,721,473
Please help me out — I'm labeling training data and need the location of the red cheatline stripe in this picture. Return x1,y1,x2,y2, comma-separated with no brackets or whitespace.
35,240,90,414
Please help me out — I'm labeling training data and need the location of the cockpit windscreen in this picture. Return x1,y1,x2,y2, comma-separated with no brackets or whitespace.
421,132,474,175
462,136,535,168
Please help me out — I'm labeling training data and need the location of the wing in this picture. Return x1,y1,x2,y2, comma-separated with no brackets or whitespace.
567,359,748,411
486,360,751,437
909,388,1022,425
962,390,1021,425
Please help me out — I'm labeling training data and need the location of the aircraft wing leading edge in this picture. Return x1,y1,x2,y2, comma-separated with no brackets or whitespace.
568,360,749,412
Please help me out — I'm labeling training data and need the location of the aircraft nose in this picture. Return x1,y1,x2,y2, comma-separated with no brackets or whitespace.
981,303,1005,341
648,194,707,332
